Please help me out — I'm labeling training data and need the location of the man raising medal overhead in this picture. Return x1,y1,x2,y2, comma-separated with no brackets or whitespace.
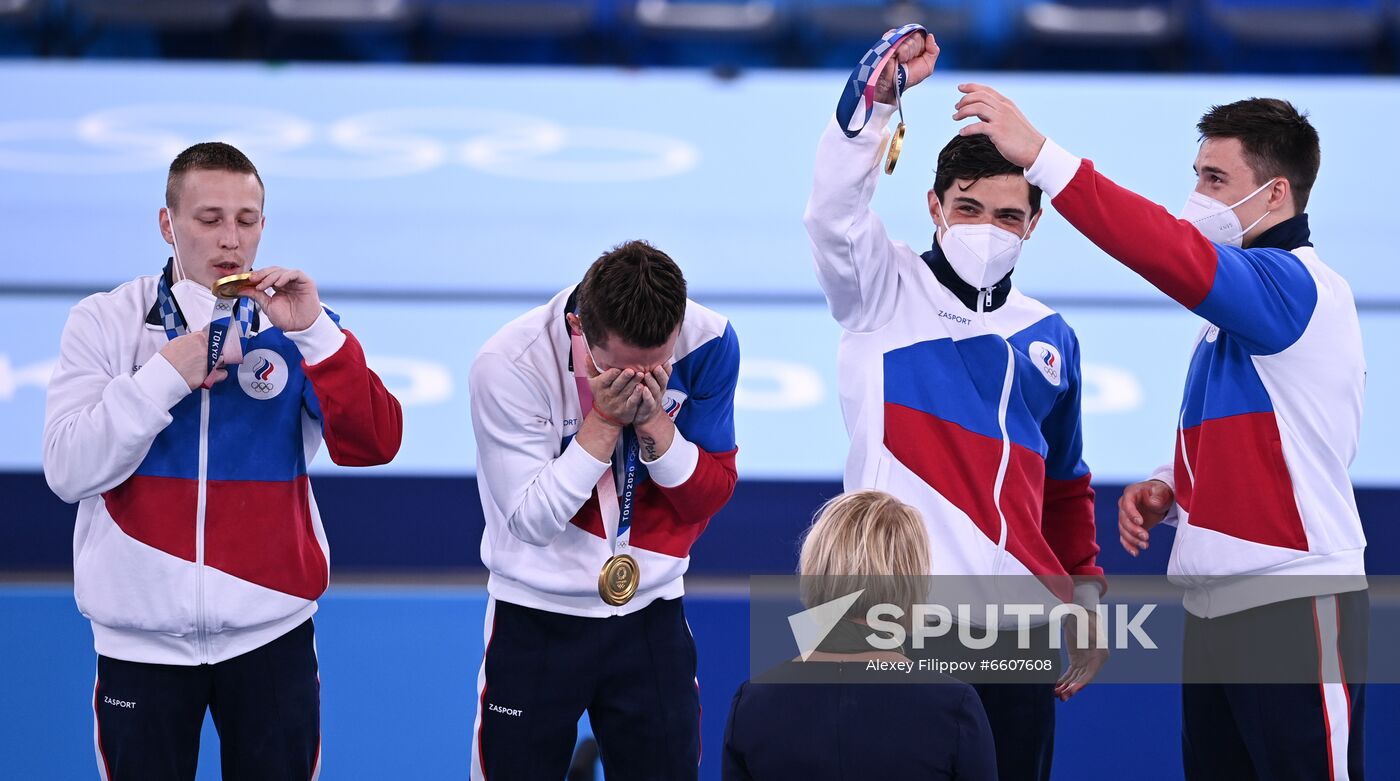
834,22,931,175
806,26,1107,781
468,240,740,780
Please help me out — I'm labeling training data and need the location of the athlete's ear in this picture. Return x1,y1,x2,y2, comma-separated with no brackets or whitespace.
1023,209,1042,241
927,190,946,231
159,207,175,245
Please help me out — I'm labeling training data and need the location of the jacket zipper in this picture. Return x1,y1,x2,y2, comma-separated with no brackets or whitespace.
976,286,1013,551
195,388,210,663
1173,409,1200,581
1176,410,1194,507
992,343,1014,552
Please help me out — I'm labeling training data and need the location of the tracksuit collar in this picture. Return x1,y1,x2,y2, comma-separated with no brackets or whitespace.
921,241,1014,313
563,284,582,373
145,257,261,333
1247,213,1313,252
145,258,186,327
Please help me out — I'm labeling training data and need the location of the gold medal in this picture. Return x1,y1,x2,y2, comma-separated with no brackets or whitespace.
598,554,640,606
885,122,906,174
884,59,909,176
212,272,253,299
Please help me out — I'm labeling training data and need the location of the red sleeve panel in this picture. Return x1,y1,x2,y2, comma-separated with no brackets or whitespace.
1053,159,1318,356
303,329,404,467
1043,473,1105,590
655,447,739,526
1055,159,1219,309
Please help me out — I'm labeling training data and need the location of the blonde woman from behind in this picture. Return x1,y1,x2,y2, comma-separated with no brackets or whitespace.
722,490,996,780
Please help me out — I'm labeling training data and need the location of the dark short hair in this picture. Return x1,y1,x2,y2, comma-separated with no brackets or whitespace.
165,142,264,211
577,240,688,349
932,134,1042,215
1197,98,1320,212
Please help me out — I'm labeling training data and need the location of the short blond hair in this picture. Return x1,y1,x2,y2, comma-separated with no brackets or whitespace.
797,490,931,619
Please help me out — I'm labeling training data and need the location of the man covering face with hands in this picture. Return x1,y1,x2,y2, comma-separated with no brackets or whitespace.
468,239,740,781
565,312,678,466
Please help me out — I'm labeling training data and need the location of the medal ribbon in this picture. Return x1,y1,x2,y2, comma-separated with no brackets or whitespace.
835,23,925,138
570,328,639,553
157,269,256,387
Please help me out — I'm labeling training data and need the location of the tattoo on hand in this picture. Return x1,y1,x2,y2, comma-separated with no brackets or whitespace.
641,435,658,461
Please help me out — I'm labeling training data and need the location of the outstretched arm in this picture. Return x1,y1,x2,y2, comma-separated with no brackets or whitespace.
953,83,1318,355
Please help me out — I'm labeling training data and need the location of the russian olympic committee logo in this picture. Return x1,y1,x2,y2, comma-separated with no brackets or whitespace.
0,104,699,182
237,349,289,400
1028,341,1063,386
661,389,688,420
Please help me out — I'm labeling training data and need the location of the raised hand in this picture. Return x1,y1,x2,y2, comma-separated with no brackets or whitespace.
1118,479,1174,556
244,266,323,333
632,363,673,426
585,346,643,428
874,30,940,105
633,364,676,462
951,83,1046,168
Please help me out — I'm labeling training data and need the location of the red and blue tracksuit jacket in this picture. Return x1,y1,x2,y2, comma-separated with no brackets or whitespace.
1028,139,1367,618
469,285,740,617
805,103,1103,611
43,262,403,664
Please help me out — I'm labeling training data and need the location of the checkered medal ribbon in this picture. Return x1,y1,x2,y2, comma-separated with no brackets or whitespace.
835,23,925,138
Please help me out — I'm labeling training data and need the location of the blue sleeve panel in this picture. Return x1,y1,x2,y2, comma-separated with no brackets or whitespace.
1194,245,1318,356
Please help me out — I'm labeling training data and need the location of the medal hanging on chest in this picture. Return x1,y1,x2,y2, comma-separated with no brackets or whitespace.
569,323,642,606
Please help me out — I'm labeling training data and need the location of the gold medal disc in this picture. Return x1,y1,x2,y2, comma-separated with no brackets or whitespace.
212,272,254,299
884,122,906,175
599,554,640,606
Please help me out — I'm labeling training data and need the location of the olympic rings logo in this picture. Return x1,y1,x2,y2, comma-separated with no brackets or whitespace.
238,349,288,400
0,104,700,182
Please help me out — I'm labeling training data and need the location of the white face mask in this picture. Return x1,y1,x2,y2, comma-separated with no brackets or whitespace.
935,202,1030,290
164,207,189,280
1178,177,1277,248
166,209,217,332
584,335,609,373
171,279,217,333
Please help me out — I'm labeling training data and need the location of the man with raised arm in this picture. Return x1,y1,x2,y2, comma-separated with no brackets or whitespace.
957,84,1367,780
804,29,1106,780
